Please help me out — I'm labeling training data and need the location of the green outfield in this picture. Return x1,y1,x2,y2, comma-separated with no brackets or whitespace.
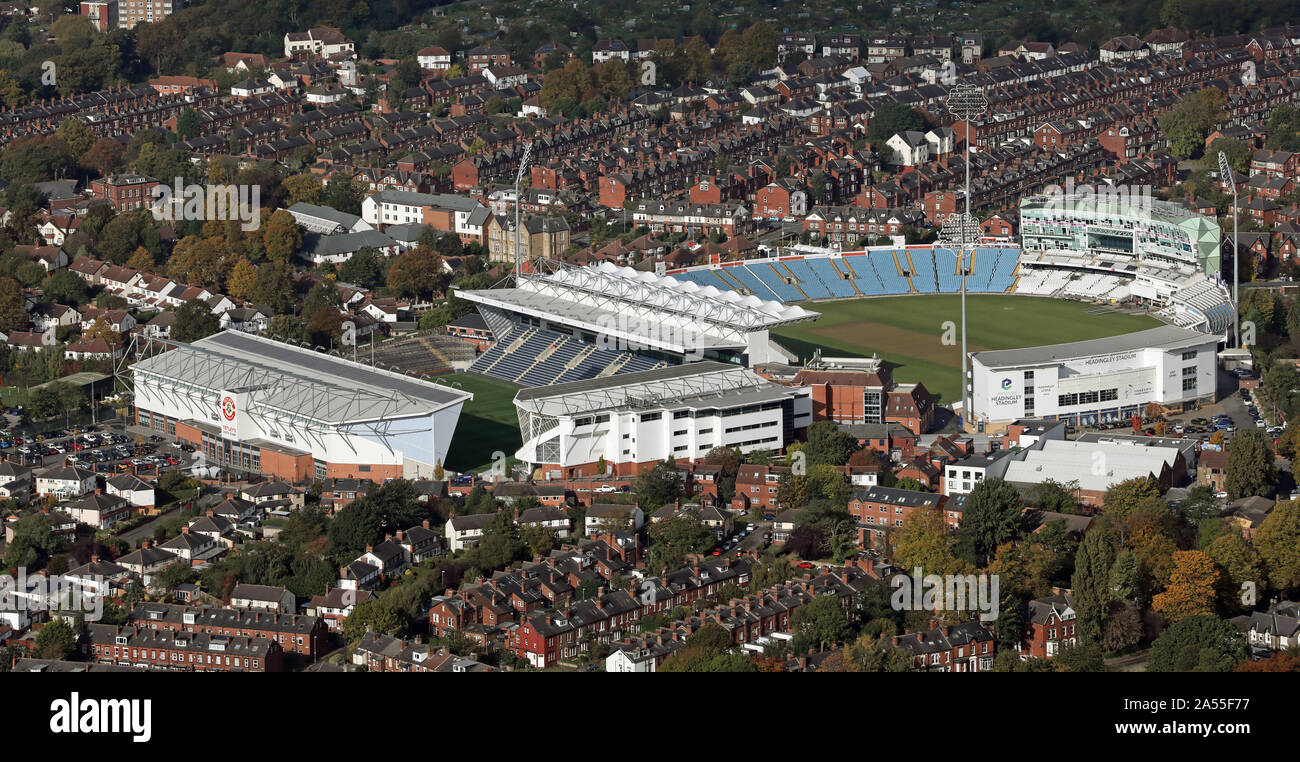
770,294,1162,404
441,372,522,473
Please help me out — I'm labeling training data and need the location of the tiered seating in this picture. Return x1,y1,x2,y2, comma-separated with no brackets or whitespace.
669,269,732,290
868,251,911,293
935,249,961,292
965,247,997,291
805,258,857,298
724,265,783,300
755,263,805,301
842,255,886,295
471,324,675,387
987,248,1019,292
780,260,833,299
907,249,937,293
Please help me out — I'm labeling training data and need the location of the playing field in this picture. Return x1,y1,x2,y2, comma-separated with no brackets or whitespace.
770,294,1162,404
441,372,522,473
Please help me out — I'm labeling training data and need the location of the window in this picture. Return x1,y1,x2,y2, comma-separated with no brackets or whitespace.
1181,350,1197,361
1182,377,1196,392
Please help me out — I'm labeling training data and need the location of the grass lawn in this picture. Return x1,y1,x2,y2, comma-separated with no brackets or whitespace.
771,294,1161,404
442,372,523,473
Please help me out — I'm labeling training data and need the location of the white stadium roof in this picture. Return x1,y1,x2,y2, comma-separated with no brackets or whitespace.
132,331,471,426
457,260,818,352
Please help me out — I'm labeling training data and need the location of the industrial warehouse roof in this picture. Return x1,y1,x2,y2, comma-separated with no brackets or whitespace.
458,260,818,352
970,326,1214,369
132,331,471,424
514,361,802,417
1002,439,1180,493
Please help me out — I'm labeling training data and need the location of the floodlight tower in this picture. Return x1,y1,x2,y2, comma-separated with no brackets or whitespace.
514,141,535,282
946,82,988,429
1217,150,1239,348
939,211,982,427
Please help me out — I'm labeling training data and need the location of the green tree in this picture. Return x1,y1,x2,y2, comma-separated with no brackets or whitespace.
801,420,856,466
172,298,219,342
1147,614,1246,672
1070,528,1116,644
790,594,852,652
954,478,1024,566
32,618,77,660
632,460,683,511
1224,428,1274,500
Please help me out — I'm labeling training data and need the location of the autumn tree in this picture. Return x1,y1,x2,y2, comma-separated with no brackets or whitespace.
0,276,28,332
1151,550,1220,623
226,258,258,301
386,247,447,300
261,209,303,263
1254,500,1300,593
1205,531,1267,613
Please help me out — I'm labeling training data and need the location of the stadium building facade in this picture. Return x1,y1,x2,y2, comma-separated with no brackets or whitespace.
968,326,1219,433
131,332,471,482
513,362,812,479
1019,192,1221,277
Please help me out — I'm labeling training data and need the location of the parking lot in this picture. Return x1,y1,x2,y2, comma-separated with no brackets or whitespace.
0,422,197,477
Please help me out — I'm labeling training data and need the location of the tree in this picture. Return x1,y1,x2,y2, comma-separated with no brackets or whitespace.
1205,531,1266,613
172,298,218,342
801,420,856,466
1070,529,1116,644
338,247,384,288
954,478,1024,565
1254,500,1300,593
646,511,714,572
631,460,682,511
1147,614,1246,672
283,173,324,206
1151,550,1220,623
790,594,852,652
261,209,302,263
1158,88,1228,158
892,505,965,576
386,247,447,300
0,275,27,332
1224,428,1274,500
1103,476,1163,516
868,103,924,152
1099,599,1145,653
176,107,201,139
42,268,89,306
226,258,258,300
32,618,77,660
784,524,825,560
703,446,742,503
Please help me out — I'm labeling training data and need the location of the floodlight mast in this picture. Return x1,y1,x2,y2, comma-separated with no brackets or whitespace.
946,82,988,430
514,141,535,283
1217,150,1239,348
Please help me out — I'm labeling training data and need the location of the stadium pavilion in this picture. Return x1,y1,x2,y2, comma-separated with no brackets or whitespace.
131,331,471,482
968,325,1220,433
513,361,812,479
456,260,818,388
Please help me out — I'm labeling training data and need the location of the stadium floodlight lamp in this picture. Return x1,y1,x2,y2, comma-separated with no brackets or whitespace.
1218,150,1239,348
514,141,536,281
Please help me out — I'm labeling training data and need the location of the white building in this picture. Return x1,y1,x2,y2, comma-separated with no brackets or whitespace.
969,325,1220,433
513,362,813,479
